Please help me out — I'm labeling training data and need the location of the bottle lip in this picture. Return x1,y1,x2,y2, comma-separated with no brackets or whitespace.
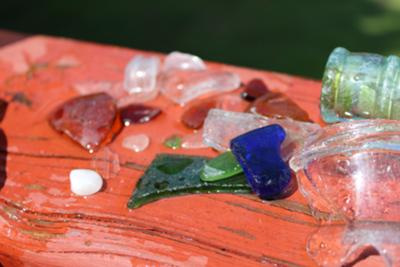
289,119,400,172
320,47,350,123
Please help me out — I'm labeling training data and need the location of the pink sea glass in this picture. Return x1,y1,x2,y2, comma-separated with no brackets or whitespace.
290,120,400,266
49,93,121,153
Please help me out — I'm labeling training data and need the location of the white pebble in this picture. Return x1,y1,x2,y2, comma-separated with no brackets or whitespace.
69,169,103,196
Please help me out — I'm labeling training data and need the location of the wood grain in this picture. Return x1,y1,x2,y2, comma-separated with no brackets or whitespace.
0,36,384,266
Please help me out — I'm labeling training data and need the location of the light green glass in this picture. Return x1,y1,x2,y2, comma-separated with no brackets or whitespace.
321,47,400,123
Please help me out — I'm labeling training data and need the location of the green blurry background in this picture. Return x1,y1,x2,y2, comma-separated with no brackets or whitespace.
2,0,400,78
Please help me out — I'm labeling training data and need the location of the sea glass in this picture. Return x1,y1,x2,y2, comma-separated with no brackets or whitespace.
230,125,293,199
290,120,400,266
160,70,241,105
163,51,206,72
241,78,270,101
321,47,400,123
127,154,251,208
181,98,217,129
122,134,150,152
203,109,320,161
181,131,207,149
49,93,120,153
163,135,182,149
119,104,161,126
181,94,247,129
123,55,160,102
200,151,242,182
160,51,241,105
249,91,311,122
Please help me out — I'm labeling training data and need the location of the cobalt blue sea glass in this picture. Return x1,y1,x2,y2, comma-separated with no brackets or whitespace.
230,124,293,199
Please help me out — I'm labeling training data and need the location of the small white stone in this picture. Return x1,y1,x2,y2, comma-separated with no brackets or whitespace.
122,134,150,152
69,169,103,196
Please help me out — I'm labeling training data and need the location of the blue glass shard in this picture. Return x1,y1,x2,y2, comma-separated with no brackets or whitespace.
230,124,293,199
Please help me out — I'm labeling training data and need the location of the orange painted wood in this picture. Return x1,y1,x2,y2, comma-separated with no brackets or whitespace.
0,36,384,267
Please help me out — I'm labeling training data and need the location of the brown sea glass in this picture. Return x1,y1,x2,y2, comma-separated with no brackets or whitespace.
49,93,120,153
181,99,217,129
181,94,248,129
249,92,311,122
241,78,270,101
119,104,161,126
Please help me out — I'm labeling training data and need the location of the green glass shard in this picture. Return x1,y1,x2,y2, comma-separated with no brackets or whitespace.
200,151,243,182
163,135,182,149
128,154,252,209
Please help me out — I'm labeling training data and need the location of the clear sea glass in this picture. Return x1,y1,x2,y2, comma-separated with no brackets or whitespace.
123,55,160,102
321,47,400,123
159,51,240,105
290,119,400,266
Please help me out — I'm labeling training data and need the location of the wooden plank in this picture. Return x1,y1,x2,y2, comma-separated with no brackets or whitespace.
0,36,384,266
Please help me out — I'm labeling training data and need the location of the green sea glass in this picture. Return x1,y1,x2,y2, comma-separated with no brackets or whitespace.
163,135,182,149
200,151,243,182
128,154,251,209
321,47,400,123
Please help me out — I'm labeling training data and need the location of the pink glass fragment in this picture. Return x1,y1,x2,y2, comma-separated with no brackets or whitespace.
49,93,120,153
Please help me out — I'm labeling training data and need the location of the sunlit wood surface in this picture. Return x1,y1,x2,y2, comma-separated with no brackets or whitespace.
0,35,384,266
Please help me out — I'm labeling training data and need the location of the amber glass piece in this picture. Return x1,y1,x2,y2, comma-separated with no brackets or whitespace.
250,92,312,122
119,104,161,126
241,78,270,101
181,94,248,130
181,99,217,129
50,93,119,152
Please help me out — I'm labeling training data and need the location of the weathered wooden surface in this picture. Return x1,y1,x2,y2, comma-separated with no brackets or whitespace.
0,36,384,266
